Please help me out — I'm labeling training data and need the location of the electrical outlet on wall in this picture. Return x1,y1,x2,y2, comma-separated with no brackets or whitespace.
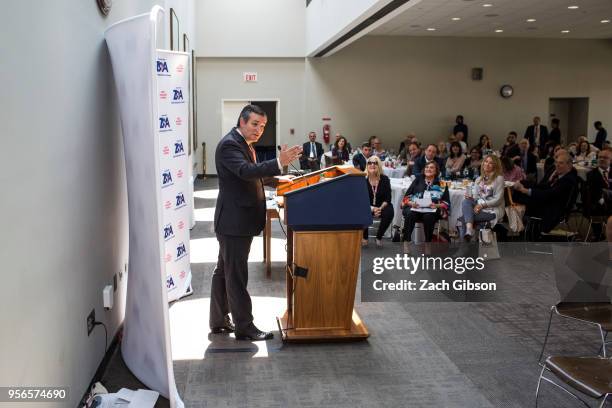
87,309,95,336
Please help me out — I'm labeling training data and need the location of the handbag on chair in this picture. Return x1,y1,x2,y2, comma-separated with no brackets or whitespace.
504,186,526,233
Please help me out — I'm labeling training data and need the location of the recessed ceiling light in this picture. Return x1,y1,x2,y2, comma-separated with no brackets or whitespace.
561,30,570,33
526,18,536,22
451,17,461,21
567,5,579,9
495,29,504,33
483,3,493,7
602,19,611,23
426,27,436,31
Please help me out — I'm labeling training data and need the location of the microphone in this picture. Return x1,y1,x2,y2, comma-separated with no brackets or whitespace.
277,145,303,175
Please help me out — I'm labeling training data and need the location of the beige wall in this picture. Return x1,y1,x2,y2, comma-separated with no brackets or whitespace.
304,36,612,150
197,36,612,174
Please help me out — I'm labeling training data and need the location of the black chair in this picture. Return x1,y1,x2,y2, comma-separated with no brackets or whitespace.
524,183,580,242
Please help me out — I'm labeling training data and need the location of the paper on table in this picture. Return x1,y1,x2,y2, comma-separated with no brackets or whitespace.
415,196,432,208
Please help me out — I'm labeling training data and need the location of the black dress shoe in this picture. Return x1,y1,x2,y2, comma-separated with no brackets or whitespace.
235,328,274,341
210,316,235,334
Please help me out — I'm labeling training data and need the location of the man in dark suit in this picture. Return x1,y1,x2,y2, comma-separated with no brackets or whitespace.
594,121,608,150
584,148,612,239
524,116,549,156
211,104,302,341
501,131,520,159
300,131,323,171
352,142,372,171
412,144,445,177
513,152,578,232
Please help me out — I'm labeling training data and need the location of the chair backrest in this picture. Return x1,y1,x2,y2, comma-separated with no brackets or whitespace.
563,178,580,217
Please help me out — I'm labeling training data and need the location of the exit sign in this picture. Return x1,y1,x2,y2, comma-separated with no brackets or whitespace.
243,72,258,82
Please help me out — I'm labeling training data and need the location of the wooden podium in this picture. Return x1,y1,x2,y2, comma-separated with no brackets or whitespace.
275,166,372,342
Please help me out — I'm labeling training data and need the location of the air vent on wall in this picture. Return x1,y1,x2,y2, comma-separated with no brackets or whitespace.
472,68,484,81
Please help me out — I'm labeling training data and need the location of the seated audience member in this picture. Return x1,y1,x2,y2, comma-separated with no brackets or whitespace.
399,133,416,155
413,144,445,177
476,134,493,156
437,141,449,161
334,133,351,153
454,115,469,146
460,155,505,241
445,142,466,177
501,131,520,158
463,147,483,179
575,140,596,163
453,131,468,153
502,156,526,182
567,142,578,157
544,144,564,176
300,131,323,171
401,161,449,249
584,148,612,239
512,152,579,232
369,136,387,159
331,136,350,164
404,142,422,175
364,156,393,248
352,142,372,171
513,138,538,180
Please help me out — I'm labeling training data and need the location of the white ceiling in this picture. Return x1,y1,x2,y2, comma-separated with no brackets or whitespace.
369,0,612,38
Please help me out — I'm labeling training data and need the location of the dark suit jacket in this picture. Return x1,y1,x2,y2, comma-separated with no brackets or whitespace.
501,143,520,159
594,128,608,150
548,128,561,146
529,169,578,231
300,141,323,168
515,150,538,178
524,124,549,148
353,152,367,171
584,167,611,216
412,156,445,177
214,128,281,236
453,123,469,145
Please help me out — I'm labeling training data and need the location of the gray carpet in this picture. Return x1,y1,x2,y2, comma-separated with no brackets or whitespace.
100,177,610,408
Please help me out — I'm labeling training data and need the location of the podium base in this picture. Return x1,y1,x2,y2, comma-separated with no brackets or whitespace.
276,309,369,343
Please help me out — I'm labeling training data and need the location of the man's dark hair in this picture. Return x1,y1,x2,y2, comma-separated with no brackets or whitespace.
509,131,517,137
361,142,371,148
551,118,560,125
456,115,464,121
595,121,602,127
237,104,267,127
426,143,439,154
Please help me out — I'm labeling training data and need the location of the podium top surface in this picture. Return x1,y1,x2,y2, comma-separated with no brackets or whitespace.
276,165,365,197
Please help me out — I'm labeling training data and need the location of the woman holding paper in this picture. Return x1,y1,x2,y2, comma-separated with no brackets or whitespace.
364,155,394,248
459,154,505,241
401,161,449,250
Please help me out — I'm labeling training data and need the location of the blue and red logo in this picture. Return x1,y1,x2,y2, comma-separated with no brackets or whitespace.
157,58,170,76
171,87,184,104
159,115,171,132
176,242,187,261
163,223,174,241
175,192,186,209
173,140,185,157
166,276,176,290
162,169,173,188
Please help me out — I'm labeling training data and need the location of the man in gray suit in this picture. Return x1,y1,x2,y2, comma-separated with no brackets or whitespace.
210,104,301,341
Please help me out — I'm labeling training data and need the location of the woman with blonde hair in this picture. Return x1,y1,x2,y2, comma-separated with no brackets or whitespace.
364,155,394,247
460,154,505,241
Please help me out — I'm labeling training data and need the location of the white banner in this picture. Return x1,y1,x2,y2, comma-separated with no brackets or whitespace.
105,7,184,408
156,50,192,302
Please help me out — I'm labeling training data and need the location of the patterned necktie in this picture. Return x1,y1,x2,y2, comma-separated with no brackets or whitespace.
248,144,256,163
604,169,609,187
549,172,559,186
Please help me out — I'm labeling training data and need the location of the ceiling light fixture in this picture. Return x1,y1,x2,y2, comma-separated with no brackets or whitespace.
567,5,579,9
526,18,536,22
601,19,611,23
561,30,570,33
483,3,493,7
452,17,461,21
495,29,504,33
426,27,436,31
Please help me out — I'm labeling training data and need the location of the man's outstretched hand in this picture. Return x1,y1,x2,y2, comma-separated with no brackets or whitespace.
279,144,303,167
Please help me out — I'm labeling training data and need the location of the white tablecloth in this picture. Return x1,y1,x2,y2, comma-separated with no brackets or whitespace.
383,166,407,179
389,177,466,234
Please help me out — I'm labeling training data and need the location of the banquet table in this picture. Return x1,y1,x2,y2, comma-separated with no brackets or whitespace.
383,166,408,179
388,177,466,236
